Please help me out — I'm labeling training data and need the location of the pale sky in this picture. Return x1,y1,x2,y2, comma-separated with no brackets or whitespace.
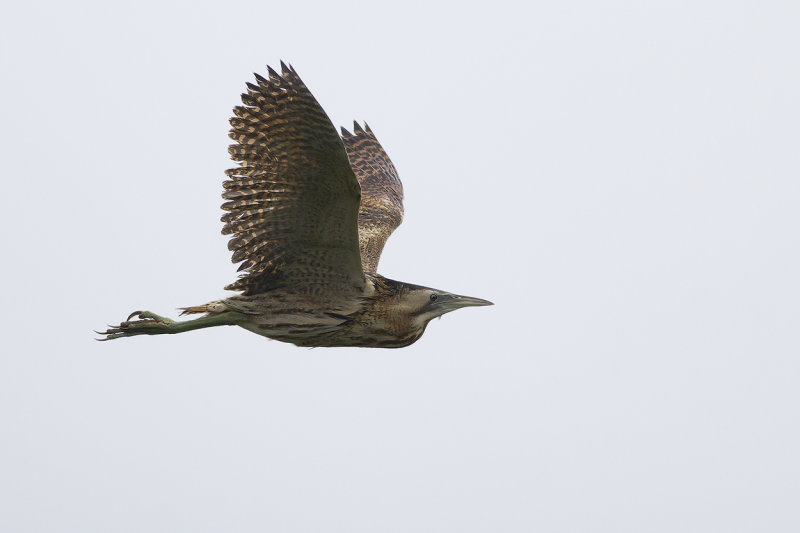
2,1,799,531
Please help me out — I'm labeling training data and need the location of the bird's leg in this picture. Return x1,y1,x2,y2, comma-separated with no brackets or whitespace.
97,310,244,340
129,310,175,324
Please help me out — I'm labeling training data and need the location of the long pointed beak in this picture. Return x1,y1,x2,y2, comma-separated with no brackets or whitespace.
444,294,494,310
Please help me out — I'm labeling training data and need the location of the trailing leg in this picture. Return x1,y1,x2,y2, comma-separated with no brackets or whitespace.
97,309,245,340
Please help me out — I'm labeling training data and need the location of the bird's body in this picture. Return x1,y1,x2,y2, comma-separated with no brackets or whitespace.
100,63,491,347
220,274,432,348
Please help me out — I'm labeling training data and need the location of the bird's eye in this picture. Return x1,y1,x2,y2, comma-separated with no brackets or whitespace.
430,294,438,302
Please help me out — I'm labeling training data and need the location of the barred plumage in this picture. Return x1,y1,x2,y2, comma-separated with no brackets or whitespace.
99,62,491,347
341,122,404,273
222,62,363,296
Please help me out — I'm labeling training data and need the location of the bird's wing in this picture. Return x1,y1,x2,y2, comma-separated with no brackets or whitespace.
340,122,404,273
222,63,364,295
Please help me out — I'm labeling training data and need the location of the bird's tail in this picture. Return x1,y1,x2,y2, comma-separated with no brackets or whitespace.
178,300,227,316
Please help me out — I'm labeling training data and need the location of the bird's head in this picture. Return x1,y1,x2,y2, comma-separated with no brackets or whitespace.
391,281,494,329
362,275,493,346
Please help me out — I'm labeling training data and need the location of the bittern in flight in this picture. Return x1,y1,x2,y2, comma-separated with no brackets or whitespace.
99,63,491,348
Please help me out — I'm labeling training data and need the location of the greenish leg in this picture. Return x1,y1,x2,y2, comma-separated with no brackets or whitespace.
97,310,244,340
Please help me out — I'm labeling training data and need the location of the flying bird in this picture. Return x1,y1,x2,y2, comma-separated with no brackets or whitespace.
99,62,491,348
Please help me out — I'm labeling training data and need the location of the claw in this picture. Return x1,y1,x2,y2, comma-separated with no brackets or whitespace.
98,310,177,340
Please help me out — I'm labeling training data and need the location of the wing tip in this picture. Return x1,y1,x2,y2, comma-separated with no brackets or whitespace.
344,120,376,139
266,64,281,82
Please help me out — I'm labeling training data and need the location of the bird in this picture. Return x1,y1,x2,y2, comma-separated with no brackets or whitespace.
99,62,492,348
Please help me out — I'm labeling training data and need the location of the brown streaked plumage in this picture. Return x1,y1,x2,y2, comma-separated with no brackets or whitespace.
341,122,404,273
223,64,363,296
98,62,492,348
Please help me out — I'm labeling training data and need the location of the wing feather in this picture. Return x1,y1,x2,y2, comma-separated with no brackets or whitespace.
341,122,404,272
222,63,364,295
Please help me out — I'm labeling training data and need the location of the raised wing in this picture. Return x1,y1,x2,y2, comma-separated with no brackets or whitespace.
222,63,364,295
340,122,404,273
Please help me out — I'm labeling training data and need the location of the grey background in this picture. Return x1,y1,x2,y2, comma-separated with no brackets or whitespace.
2,1,799,531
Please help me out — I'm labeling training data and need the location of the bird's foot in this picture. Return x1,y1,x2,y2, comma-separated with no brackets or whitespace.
96,310,176,340
126,310,175,324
